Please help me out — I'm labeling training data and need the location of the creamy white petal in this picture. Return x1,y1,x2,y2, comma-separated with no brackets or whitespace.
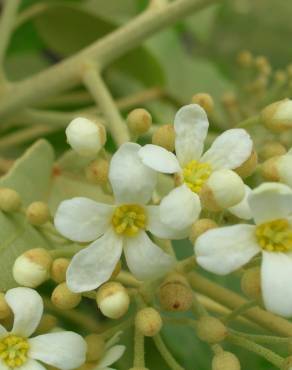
124,231,175,280
18,359,46,370
0,360,8,370
54,197,113,242
138,144,181,174
278,153,292,187
261,252,292,317
105,332,122,350
98,345,126,368
201,129,252,170
109,142,157,204
174,104,209,166
147,206,190,239
66,229,123,293
248,182,292,224
228,185,252,220
29,331,87,370
195,225,260,275
159,185,201,230
5,287,43,337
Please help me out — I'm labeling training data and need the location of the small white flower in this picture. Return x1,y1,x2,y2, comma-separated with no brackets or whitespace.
54,143,200,293
93,332,125,370
277,148,292,188
0,287,86,370
195,182,292,317
138,104,253,211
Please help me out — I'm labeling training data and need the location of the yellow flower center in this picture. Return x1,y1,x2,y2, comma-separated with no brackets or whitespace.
0,335,29,368
112,204,147,237
256,219,292,252
182,160,212,193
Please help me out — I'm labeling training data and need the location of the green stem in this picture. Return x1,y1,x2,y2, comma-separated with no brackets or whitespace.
153,334,185,370
236,114,260,128
101,317,134,340
49,244,84,259
227,334,284,368
134,327,145,368
222,300,257,323
82,63,130,146
229,329,291,345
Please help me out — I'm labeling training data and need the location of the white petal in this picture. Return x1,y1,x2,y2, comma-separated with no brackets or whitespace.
0,360,8,370
147,206,190,239
201,129,252,170
105,332,122,350
261,252,292,317
18,359,46,370
278,153,292,187
29,331,87,370
174,104,209,166
54,197,113,242
138,144,181,174
98,345,126,367
109,142,157,204
228,185,252,220
195,225,260,275
5,287,43,337
248,182,292,224
66,229,123,293
159,185,201,230
124,232,175,280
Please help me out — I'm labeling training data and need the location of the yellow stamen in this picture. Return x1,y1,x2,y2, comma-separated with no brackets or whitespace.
256,219,292,252
112,204,147,237
182,160,212,193
0,335,29,368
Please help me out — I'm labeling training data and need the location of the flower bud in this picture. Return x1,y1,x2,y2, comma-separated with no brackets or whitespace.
212,351,241,370
96,282,130,319
0,293,11,320
85,158,109,185
159,273,193,312
255,56,271,76
135,307,162,337
260,141,287,160
26,201,51,225
261,99,292,132
0,188,21,212
152,124,175,152
13,248,53,288
261,157,280,181
85,334,105,362
234,149,258,178
200,170,245,211
196,316,227,344
189,218,218,244
274,70,287,84
127,108,152,135
191,93,214,114
66,117,106,157
51,282,82,310
241,267,261,300
51,258,70,284
236,50,253,68
36,314,57,334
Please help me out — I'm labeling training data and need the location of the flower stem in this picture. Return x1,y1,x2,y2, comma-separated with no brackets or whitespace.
134,327,145,368
236,115,260,128
153,334,185,370
229,329,291,345
222,300,257,323
49,244,84,259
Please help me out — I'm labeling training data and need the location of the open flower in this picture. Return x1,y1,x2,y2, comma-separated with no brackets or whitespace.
195,182,292,317
0,287,86,370
139,104,253,211
54,143,200,293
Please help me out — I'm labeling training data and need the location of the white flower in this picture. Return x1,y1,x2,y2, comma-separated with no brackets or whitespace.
195,182,292,317
54,143,200,293
277,148,292,188
138,104,253,211
93,332,125,370
0,287,86,370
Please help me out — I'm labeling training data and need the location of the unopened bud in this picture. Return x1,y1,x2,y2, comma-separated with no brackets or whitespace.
66,117,106,157
159,273,193,312
0,293,11,320
0,188,21,212
260,141,287,160
85,158,109,185
241,267,261,300
196,316,227,344
13,248,53,288
236,50,253,67
152,124,175,152
189,218,218,244
51,258,70,284
221,92,238,109
261,99,292,132
26,201,50,225
36,314,57,334
135,307,162,337
191,93,214,114
85,334,105,362
51,282,82,310
234,149,258,178
261,157,280,181
212,351,241,370
127,108,152,135
96,282,130,319
274,70,287,84
200,170,245,211
255,56,271,76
